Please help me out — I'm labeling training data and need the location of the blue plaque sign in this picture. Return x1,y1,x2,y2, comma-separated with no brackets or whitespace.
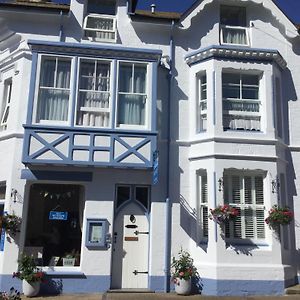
152,150,159,185
0,229,5,251
49,211,68,221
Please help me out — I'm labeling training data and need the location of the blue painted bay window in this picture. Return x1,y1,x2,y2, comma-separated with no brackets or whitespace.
23,41,161,168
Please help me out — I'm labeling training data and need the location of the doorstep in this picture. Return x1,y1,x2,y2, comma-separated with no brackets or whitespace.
286,284,300,295
107,289,155,293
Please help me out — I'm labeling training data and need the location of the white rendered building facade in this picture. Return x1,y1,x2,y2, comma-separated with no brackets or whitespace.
0,0,299,296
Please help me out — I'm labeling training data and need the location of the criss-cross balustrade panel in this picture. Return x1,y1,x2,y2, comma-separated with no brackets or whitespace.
23,126,156,168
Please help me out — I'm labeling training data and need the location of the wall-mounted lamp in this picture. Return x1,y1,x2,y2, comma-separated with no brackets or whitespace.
271,178,280,194
218,177,224,192
11,188,17,203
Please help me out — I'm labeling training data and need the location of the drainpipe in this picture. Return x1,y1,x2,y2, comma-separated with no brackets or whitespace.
164,19,175,293
59,10,64,42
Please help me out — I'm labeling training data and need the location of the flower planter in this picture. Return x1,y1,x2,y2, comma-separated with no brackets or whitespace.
63,257,75,266
174,277,191,295
22,280,40,297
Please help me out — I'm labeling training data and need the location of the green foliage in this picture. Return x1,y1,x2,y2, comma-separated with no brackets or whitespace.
171,248,198,281
13,254,44,283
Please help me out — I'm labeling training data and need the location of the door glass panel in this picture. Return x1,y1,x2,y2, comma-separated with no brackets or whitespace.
116,186,131,208
135,187,149,210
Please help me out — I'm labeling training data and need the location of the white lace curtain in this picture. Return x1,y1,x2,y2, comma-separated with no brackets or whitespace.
222,28,247,45
118,64,146,125
37,59,71,122
77,61,110,127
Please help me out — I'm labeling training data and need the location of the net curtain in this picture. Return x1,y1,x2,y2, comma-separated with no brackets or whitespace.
37,59,71,122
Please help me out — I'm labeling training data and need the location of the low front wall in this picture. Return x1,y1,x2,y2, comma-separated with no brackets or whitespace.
0,274,110,294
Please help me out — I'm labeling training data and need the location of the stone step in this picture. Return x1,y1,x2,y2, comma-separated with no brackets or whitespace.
107,289,155,293
286,284,300,294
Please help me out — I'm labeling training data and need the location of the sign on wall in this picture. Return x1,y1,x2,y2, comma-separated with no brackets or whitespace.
152,150,159,185
49,211,68,221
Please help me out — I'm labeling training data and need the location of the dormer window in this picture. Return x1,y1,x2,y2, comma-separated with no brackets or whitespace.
220,6,249,46
83,0,117,43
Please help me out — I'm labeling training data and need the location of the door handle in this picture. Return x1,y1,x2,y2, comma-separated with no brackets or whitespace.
134,230,149,235
133,270,148,275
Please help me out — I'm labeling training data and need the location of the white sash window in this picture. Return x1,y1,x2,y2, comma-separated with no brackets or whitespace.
36,56,71,124
197,74,207,132
76,59,111,127
220,6,249,46
0,79,12,129
198,172,208,239
222,73,261,131
117,62,147,127
224,172,265,242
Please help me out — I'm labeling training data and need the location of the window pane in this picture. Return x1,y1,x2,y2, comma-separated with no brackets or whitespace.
245,208,254,238
133,65,146,93
242,75,259,99
37,89,69,121
56,60,71,89
222,28,247,45
256,209,265,238
119,64,132,93
24,184,83,267
244,176,252,204
0,182,6,199
87,0,116,15
202,206,208,237
135,187,149,210
222,73,240,99
232,176,241,204
96,62,110,91
80,61,95,90
255,177,264,205
221,6,246,27
116,186,130,208
118,94,146,125
40,58,56,87
233,208,242,238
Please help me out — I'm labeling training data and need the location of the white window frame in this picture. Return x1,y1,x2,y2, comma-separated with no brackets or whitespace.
116,61,150,130
197,171,208,241
220,25,249,46
75,57,112,128
222,72,261,131
0,78,12,129
220,5,249,46
197,73,207,132
83,14,117,43
224,171,266,244
33,54,74,126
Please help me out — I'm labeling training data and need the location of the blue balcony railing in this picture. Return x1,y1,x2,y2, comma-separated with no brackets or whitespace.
22,125,157,168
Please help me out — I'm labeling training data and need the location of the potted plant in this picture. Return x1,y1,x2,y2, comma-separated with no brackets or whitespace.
62,249,78,266
209,204,239,224
13,254,45,297
0,287,21,300
171,248,198,295
265,205,293,229
1,212,21,236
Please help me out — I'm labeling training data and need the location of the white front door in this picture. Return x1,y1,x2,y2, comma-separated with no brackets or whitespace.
111,201,149,289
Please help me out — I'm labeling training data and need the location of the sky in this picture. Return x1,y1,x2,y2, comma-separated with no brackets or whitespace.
136,0,300,23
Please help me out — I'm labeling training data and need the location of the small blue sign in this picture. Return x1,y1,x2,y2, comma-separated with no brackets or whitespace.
0,229,5,251
49,211,68,221
152,150,159,185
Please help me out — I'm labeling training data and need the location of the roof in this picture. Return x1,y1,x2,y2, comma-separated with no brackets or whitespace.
134,9,181,21
0,0,69,13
